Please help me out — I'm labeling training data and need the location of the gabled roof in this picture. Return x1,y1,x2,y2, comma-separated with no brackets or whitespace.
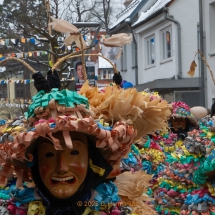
132,0,173,27
109,0,149,30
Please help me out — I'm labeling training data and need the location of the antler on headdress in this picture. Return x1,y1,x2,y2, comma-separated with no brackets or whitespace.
0,57,36,74
49,16,86,49
49,16,79,34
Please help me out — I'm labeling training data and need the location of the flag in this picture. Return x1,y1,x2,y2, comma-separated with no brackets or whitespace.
21,38,26,43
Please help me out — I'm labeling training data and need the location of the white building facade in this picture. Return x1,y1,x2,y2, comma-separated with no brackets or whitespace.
109,0,154,86
202,0,215,109
132,0,201,107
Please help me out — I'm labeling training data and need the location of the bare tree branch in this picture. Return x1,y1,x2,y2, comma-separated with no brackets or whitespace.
0,0,122,84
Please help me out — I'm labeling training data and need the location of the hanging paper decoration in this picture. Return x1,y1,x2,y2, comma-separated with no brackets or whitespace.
21,38,26,43
0,77,73,85
29,38,35,45
0,51,48,61
0,33,96,61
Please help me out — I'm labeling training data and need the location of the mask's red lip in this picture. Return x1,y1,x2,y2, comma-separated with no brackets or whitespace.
50,176,76,186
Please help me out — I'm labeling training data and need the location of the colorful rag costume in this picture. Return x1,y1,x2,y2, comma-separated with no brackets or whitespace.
0,69,172,215
0,16,173,215
151,106,215,215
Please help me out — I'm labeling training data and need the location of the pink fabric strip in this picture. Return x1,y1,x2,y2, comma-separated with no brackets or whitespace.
63,130,73,149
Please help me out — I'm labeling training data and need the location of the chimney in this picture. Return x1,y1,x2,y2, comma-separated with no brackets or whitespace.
123,0,133,8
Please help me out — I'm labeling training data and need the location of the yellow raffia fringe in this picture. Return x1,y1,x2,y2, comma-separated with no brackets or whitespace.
114,171,156,215
79,81,172,140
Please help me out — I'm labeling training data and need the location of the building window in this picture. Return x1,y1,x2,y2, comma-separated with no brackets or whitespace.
161,28,172,60
15,83,24,98
146,36,155,66
100,69,114,80
174,91,200,107
0,84,7,98
102,70,107,79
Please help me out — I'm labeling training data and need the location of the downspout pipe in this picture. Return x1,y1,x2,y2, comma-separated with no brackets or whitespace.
125,18,138,86
199,0,205,107
163,7,182,79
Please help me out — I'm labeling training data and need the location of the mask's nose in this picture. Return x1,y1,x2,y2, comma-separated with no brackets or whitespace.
56,152,69,174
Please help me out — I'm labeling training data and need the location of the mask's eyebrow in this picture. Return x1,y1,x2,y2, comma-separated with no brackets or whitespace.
39,141,53,147
72,138,84,141
72,138,88,147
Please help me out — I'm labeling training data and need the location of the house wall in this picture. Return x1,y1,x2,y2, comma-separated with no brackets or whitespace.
112,1,154,86
203,0,215,109
115,42,136,85
135,15,177,83
122,43,136,85
170,0,200,79
133,0,200,85
9,73,25,100
9,82,15,100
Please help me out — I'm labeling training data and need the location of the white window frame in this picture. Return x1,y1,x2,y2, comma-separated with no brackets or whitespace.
145,35,155,68
122,45,127,71
161,27,172,62
209,2,215,54
174,90,200,103
100,69,114,80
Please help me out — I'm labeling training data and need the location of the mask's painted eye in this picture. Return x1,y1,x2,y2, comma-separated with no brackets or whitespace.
45,152,55,157
70,150,79,155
